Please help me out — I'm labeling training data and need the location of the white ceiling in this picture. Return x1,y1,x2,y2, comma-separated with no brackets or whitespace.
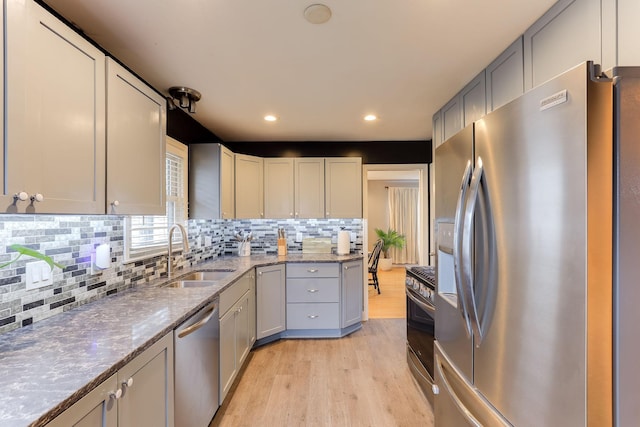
43,0,556,142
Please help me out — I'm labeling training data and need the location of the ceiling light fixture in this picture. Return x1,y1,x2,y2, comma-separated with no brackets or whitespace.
167,86,201,114
304,4,332,24
264,115,278,122
364,114,377,121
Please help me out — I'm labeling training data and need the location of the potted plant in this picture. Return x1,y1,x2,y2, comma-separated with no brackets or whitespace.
374,228,406,271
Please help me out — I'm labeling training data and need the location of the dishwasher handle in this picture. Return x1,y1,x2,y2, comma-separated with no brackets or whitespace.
177,304,218,339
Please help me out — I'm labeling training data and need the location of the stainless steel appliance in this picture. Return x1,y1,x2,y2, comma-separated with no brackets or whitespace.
434,62,623,426
406,265,436,404
174,300,220,427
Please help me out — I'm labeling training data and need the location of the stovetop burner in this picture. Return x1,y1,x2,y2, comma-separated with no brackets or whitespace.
407,266,436,287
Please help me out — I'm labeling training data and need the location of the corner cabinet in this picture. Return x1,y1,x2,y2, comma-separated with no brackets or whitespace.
106,59,166,215
190,144,235,219
3,0,106,214
284,261,363,338
256,264,286,340
219,269,256,404
47,332,174,427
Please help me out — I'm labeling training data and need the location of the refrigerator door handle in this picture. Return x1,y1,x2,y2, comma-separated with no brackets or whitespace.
462,157,484,346
453,160,473,337
435,349,483,427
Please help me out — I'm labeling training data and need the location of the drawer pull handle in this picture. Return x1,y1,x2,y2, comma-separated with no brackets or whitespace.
307,269,319,273
307,289,319,293
307,314,319,319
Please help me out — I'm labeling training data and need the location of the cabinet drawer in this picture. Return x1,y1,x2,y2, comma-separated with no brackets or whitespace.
287,278,340,303
286,263,339,278
220,272,252,315
286,303,340,329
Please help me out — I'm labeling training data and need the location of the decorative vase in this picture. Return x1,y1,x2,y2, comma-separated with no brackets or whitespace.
379,257,393,271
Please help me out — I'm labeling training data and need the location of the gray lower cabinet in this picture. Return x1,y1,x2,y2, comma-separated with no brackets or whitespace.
47,332,174,427
285,261,362,337
256,264,286,340
219,270,256,404
341,260,363,328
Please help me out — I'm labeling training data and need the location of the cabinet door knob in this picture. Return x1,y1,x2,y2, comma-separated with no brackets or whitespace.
109,389,123,400
14,192,28,202
326,212,330,216
31,193,44,203
111,200,120,207
258,271,263,276
122,377,134,388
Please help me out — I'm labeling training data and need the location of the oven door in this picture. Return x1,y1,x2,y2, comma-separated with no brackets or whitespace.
406,286,435,403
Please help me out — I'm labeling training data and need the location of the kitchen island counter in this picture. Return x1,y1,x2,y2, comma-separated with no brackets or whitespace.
0,253,362,427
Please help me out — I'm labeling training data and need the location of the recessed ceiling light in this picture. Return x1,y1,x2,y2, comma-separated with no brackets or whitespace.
364,114,377,121
304,4,332,24
264,115,278,122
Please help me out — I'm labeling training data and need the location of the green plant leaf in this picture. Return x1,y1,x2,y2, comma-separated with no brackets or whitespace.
7,244,64,270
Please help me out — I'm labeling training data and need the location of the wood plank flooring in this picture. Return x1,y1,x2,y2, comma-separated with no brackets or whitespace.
368,267,407,319
210,319,434,427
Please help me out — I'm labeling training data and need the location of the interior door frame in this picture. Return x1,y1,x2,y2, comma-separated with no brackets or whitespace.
361,163,429,320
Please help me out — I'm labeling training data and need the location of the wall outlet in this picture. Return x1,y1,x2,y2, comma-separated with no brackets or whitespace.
296,232,303,242
204,235,212,247
197,235,203,248
26,260,53,290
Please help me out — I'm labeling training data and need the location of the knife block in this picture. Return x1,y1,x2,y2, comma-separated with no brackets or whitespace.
277,238,287,256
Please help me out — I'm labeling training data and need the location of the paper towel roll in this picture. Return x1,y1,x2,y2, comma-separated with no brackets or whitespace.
337,230,350,255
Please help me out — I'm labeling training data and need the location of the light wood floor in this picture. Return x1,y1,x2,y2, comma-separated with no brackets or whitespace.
368,267,407,319
210,319,434,427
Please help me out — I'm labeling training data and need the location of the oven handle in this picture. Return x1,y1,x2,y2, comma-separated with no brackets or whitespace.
406,287,435,315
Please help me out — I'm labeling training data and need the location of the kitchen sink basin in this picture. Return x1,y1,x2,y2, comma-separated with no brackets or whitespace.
179,269,236,281
166,280,220,288
165,269,236,288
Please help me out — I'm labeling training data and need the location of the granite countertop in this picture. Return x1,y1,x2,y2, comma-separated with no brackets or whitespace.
0,253,362,427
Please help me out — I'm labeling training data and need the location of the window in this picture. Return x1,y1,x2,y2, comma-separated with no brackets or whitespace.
124,137,189,262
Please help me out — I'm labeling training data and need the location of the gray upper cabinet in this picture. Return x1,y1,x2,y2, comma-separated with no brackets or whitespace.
441,95,462,142
614,0,640,67
486,37,524,112
432,109,443,148
325,157,362,218
235,153,263,219
106,59,166,215
3,0,106,214
264,158,295,218
294,158,325,219
523,0,601,90
189,144,234,219
220,146,235,219
460,71,486,127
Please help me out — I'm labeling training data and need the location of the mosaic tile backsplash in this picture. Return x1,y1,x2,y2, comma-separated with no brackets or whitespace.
0,216,362,334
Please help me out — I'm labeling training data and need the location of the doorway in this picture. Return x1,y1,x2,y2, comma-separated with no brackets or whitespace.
362,164,429,320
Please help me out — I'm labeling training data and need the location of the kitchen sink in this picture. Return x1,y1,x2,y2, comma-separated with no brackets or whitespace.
165,269,236,288
167,280,220,288
179,269,236,281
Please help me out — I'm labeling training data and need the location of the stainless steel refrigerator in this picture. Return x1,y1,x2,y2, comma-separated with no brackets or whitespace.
433,61,627,426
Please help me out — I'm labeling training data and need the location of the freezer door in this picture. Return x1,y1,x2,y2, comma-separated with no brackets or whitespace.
434,125,475,381
434,341,511,427
472,62,612,426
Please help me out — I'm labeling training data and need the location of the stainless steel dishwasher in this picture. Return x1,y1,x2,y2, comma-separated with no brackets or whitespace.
174,299,220,426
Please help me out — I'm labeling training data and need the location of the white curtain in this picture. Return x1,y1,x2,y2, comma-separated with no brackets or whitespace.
388,187,420,264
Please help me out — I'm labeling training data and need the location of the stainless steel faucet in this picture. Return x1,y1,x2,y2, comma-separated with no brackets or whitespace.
168,224,190,277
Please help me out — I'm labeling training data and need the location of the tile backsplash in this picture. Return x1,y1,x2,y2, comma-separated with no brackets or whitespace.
0,216,362,334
